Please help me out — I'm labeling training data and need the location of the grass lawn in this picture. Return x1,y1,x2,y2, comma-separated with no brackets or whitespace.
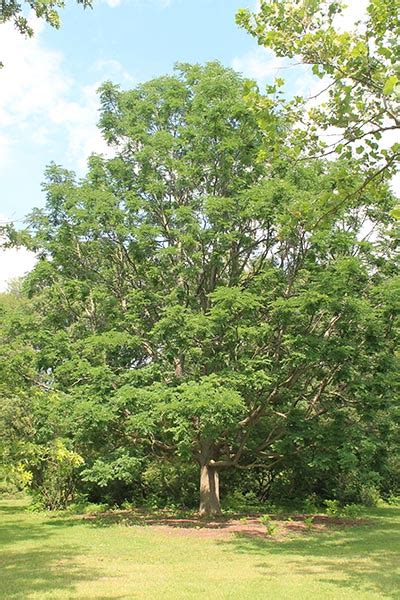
1,496,399,599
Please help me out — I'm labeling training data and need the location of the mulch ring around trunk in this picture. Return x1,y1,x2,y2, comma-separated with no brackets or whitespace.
82,511,371,539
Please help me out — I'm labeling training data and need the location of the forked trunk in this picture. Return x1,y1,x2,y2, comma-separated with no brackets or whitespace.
199,463,221,517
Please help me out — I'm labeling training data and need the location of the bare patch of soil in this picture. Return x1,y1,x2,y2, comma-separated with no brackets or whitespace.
82,510,370,540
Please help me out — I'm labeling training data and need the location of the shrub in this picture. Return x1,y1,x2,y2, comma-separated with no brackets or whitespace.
359,485,381,507
222,490,264,513
141,460,198,509
83,502,109,515
260,514,277,535
324,499,341,517
342,504,364,518
387,495,400,506
304,516,314,530
302,494,319,514
0,463,32,494
32,440,84,510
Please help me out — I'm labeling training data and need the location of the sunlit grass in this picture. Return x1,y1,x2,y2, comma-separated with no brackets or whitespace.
1,496,399,599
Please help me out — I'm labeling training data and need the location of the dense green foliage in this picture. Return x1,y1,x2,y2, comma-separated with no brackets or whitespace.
1,62,399,513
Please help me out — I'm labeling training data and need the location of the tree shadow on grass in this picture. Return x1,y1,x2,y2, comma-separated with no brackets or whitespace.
0,504,121,599
0,504,25,515
0,519,52,548
1,546,101,599
0,504,52,547
42,511,236,530
218,506,400,599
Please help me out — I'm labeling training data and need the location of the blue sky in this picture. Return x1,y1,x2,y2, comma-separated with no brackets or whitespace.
1,0,263,220
0,0,315,288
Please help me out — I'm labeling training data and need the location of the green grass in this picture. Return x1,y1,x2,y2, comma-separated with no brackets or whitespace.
1,496,399,599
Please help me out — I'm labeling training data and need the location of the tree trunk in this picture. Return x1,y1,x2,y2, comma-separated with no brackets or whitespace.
199,463,221,517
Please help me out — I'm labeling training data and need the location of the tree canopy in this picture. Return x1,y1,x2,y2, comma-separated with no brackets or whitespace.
2,62,399,515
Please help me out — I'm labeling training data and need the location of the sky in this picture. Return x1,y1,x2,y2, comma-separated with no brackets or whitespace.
1,0,297,289
0,0,371,290
1,0,287,218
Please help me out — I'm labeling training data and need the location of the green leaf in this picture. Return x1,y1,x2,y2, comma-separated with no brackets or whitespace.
383,76,398,95
390,206,400,220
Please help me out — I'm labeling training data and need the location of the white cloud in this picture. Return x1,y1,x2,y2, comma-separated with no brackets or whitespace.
101,0,171,7
104,0,122,6
59,83,113,171
333,0,369,33
232,45,318,102
0,215,36,292
232,47,285,83
0,15,134,284
0,246,37,292
94,59,135,84
0,15,131,175
0,18,70,128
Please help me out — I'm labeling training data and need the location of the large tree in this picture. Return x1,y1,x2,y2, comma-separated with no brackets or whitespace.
6,62,399,515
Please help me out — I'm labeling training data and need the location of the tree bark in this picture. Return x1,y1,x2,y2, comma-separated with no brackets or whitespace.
174,356,184,379
199,463,221,517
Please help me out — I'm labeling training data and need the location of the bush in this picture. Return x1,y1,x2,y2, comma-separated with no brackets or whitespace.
324,500,365,519
141,460,198,509
222,490,265,513
342,504,364,518
302,494,319,514
359,485,380,507
31,440,84,510
387,495,400,506
0,463,32,495
260,514,277,535
304,516,314,530
82,502,109,515
324,499,341,517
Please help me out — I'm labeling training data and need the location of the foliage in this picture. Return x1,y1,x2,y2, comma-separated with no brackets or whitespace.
222,489,265,513
324,499,365,518
2,61,399,513
302,495,319,515
237,0,400,214
324,499,341,517
359,484,381,507
387,495,400,506
260,513,278,535
341,504,364,518
31,439,84,510
303,515,314,529
0,0,92,36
